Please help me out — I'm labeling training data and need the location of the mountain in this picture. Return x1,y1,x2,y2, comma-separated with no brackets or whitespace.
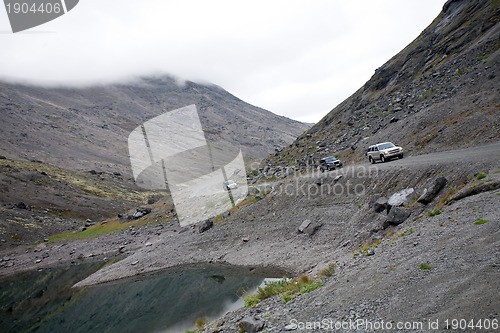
0,76,309,244
264,0,499,170
0,75,310,175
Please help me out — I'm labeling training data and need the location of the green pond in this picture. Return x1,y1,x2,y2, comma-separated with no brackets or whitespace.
0,261,282,333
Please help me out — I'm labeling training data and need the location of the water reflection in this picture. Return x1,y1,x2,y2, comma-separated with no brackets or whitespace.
0,262,283,333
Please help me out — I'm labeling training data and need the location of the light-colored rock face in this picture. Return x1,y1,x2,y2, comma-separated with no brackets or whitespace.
387,188,415,207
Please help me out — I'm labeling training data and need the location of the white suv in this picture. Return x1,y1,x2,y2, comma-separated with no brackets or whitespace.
366,142,403,163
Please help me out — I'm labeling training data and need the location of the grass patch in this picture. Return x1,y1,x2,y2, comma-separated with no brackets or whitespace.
469,182,484,189
399,228,415,237
477,173,487,180
428,210,442,217
244,275,324,307
354,240,381,257
474,219,489,225
319,263,336,278
422,87,437,99
194,317,208,329
48,218,147,243
419,263,434,270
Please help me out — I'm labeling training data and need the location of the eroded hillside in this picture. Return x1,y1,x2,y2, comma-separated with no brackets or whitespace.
263,0,499,172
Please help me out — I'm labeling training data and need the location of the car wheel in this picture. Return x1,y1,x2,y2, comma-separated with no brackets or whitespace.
381,155,386,163
369,156,375,164
399,154,404,159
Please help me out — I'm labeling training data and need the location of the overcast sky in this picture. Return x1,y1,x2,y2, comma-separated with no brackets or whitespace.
0,0,447,123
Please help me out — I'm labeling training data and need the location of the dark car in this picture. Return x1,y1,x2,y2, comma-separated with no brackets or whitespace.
319,156,343,172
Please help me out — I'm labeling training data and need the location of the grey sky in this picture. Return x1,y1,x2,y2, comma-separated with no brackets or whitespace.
0,0,447,123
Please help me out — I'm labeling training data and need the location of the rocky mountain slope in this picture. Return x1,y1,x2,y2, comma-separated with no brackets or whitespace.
0,76,309,246
263,0,499,171
0,75,309,174
0,1,499,331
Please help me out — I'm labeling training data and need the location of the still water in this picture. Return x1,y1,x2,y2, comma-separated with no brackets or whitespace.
0,261,282,333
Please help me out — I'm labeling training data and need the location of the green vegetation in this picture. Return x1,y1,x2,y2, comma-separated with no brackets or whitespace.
419,263,434,270
399,228,415,238
48,218,148,243
195,317,207,330
422,87,437,100
474,219,489,225
477,173,487,180
319,263,336,278
244,275,324,307
477,38,500,62
428,209,442,217
469,182,484,189
354,240,381,257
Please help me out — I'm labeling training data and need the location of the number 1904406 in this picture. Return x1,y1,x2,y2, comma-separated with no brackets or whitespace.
445,318,498,330
5,2,62,14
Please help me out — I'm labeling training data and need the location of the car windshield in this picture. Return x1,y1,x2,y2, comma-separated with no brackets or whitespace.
378,143,395,150
226,180,235,185
325,157,337,162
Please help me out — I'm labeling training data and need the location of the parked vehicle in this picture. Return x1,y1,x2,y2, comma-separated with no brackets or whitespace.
224,180,238,191
366,142,403,163
319,156,343,172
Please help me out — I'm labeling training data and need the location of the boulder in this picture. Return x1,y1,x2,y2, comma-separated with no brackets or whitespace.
373,197,388,213
132,208,151,219
118,214,132,223
198,219,214,233
387,188,415,210
417,177,448,204
385,207,411,227
307,222,323,236
298,219,323,236
239,317,264,333
15,202,30,210
298,219,311,233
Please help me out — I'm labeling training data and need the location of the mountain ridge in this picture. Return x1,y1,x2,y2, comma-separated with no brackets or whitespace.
262,0,499,172
0,75,310,175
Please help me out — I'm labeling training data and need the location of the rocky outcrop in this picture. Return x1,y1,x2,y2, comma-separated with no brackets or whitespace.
417,177,448,204
384,207,412,227
199,219,214,233
260,0,500,171
387,188,416,211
